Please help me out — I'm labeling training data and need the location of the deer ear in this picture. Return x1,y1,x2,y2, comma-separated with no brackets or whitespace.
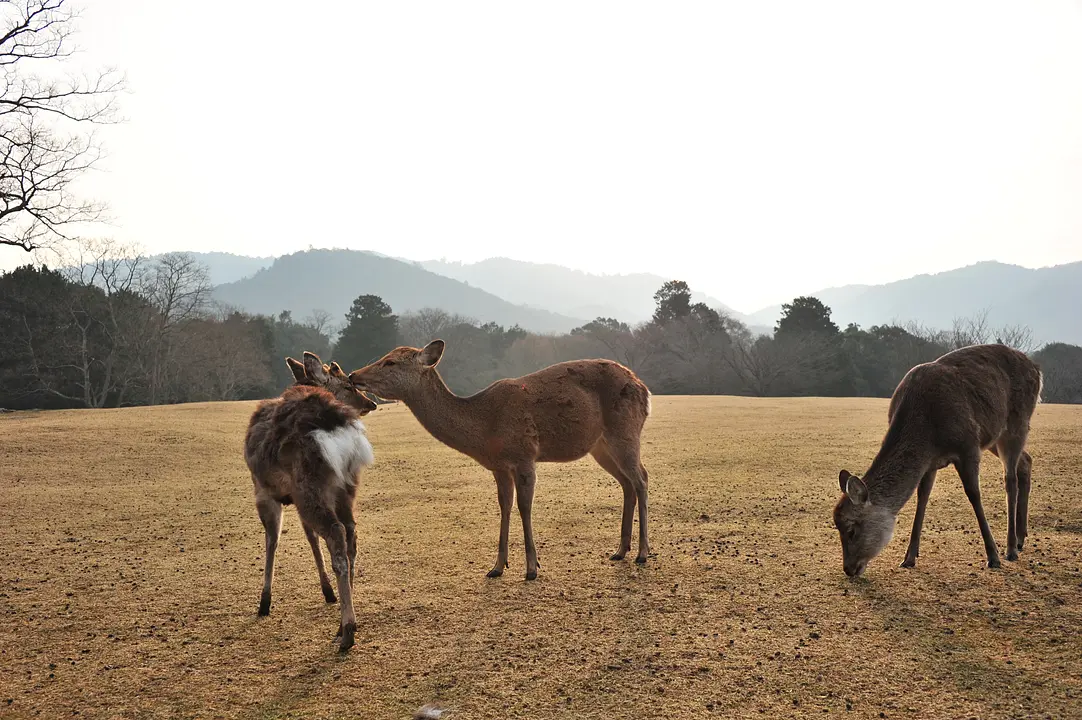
838,469,851,494
286,357,307,383
419,339,445,367
329,362,348,379
302,351,328,383
845,474,869,505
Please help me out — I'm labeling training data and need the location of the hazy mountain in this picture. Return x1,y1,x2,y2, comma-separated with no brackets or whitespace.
213,249,584,333
419,257,746,325
745,261,1082,345
204,250,1080,345
155,251,272,286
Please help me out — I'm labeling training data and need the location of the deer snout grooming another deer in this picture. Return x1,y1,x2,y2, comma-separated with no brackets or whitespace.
245,351,377,651
833,344,1042,578
348,339,652,581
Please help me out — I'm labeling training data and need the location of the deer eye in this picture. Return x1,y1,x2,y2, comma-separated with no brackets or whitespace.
383,360,396,367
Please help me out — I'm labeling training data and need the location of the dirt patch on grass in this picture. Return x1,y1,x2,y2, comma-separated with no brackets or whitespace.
1,397,1080,719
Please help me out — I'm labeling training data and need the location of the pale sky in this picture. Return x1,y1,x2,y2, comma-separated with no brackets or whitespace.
8,1,1082,312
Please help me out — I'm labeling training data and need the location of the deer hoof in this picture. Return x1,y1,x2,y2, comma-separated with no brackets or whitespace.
900,556,917,568
1006,549,1019,562
987,557,1002,569
486,567,504,579
609,551,627,561
322,587,337,603
258,595,271,616
634,556,648,565
525,570,537,581
1016,538,1026,551
338,623,355,653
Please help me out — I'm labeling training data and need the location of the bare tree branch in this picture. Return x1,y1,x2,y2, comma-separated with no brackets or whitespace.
0,0,123,251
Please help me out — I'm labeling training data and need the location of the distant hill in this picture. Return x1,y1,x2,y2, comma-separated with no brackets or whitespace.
201,251,1081,345
419,257,746,325
213,249,584,333
154,251,272,286
745,261,1082,345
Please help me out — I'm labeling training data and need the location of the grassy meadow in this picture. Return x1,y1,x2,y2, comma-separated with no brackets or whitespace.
1,397,1080,719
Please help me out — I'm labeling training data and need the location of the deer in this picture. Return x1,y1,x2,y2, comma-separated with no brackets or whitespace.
347,339,652,581
833,343,1042,578
245,351,378,651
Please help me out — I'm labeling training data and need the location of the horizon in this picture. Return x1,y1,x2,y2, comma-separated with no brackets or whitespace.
2,1,1082,310
24,244,1079,317
173,247,1082,316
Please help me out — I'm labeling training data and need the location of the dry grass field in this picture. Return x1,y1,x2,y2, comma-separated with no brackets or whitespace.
1,396,1081,719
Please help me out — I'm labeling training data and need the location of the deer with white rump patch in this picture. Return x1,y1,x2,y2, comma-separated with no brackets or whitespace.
348,339,652,581
833,344,1042,577
245,351,377,651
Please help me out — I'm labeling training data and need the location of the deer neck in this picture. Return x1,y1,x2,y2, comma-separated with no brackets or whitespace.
864,431,935,516
401,371,486,457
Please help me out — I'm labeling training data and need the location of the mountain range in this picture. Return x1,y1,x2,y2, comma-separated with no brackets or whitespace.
212,249,582,333
197,250,1081,345
744,261,1082,345
419,257,740,324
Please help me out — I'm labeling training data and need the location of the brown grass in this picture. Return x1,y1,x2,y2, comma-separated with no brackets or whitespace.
1,397,1081,719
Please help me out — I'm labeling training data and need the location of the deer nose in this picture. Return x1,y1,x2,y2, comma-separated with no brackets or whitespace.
844,561,866,578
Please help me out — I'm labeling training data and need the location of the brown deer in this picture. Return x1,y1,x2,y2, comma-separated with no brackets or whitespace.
245,351,377,651
347,339,652,581
833,344,1042,577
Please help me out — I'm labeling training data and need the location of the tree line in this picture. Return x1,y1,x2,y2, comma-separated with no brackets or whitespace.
2,251,1081,410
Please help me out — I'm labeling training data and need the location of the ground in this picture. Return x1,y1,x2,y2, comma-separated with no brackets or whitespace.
1,397,1080,720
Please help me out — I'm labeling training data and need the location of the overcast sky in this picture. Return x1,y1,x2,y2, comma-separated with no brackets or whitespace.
8,1,1082,312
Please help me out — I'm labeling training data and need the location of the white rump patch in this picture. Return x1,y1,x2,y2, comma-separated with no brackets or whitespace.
646,391,652,417
312,419,374,487
1037,370,1044,404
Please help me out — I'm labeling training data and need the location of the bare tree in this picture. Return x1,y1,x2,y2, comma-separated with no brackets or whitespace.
141,252,211,404
175,314,272,401
905,310,1035,355
725,332,839,397
572,318,655,373
725,334,790,396
0,0,124,251
305,308,333,335
397,307,476,347
20,237,148,406
994,324,1036,354
948,309,992,349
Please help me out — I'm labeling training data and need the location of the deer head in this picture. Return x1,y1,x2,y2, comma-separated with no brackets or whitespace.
287,351,378,415
832,469,896,577
347,339,445,401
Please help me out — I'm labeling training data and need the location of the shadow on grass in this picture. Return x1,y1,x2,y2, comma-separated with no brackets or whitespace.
848,568,1076,716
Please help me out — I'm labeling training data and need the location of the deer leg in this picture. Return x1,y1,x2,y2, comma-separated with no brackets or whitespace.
631,463,650,564
901,469,936,568
1016,450,1033,551
515,464,539,581
335,491,358,588
296,493,356,652
302,521,337,603
607,438,650,565
590,443,635,561
956,451,1001,569
255,493,283,616
488,469,514,578
997,439,1024,562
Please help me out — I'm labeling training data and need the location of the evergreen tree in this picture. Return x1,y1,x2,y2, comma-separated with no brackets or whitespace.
335,294,398,370
775,296,839,337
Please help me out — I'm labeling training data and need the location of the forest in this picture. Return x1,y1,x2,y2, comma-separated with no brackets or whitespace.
2,247,1080,410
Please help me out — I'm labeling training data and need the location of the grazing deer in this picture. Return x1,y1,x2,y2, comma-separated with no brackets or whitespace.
245,351,377,651
833,344,1042,577
347,339,652,581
